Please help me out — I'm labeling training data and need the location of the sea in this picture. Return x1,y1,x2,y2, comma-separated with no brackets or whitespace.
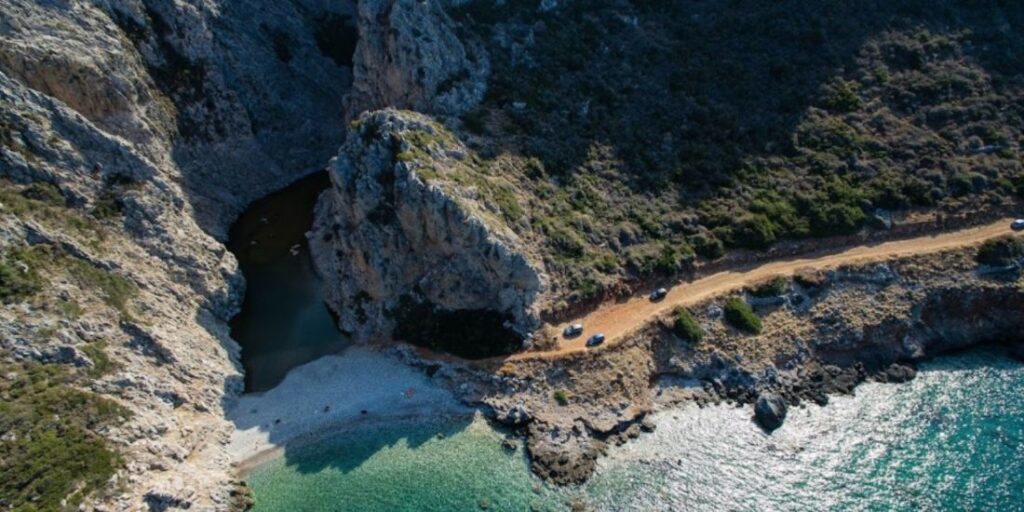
245,348,1023,511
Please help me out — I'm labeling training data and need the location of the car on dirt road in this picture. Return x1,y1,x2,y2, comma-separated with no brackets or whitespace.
563,323,584,337
650,287,668,301
586,333,606,347
1012,219,1024,231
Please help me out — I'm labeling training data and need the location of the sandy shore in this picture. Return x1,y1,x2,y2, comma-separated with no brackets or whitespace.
226,346,469,473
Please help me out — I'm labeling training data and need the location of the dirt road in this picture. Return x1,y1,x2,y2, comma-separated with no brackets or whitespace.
522,218,1016,359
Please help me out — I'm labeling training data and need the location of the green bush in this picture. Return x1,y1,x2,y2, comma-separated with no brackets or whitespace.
0,247,43,303
732,215,777,249
553,390,569,406
692,232,726,260
748,276,787,297
724,297,763,334
822,80,863,112
975,236,1024,267
672,307,703,342
0,362,129,510
808,202,865,236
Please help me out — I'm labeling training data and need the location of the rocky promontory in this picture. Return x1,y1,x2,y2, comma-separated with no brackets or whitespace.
310,110,545,353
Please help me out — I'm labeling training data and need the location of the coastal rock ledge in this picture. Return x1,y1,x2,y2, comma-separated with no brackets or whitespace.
311,109,545,349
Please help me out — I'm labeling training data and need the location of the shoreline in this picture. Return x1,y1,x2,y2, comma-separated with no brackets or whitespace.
226,346,471,474
235,408,477,475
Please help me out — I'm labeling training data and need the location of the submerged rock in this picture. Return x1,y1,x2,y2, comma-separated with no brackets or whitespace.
754,392,787,432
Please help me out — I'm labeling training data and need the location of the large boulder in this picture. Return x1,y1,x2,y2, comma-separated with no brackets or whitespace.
754,392,787,432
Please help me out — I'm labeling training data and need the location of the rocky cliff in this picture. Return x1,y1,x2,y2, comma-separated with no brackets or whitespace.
310,109,544,355
344,0,489,119
0,0,358,508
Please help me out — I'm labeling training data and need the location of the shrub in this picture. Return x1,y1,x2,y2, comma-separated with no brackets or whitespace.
948,173,973,197
975,236,1024,267
724,297,763,334
672,307,703,342
748,276,787,297
822,79,863,112
732,215,777,249
80,343,116,378
808,202,865,236
553,390,569,406
692,232,726,260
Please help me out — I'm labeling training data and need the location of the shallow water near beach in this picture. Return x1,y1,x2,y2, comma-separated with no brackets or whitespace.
247,348,1024,511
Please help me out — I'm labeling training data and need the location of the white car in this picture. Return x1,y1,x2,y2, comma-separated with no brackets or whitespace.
1012,219,1024,231
563,323,584,337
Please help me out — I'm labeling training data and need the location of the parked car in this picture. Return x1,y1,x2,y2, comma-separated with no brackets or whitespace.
650,287,668,301
586,333,606,347
1013,219,1024,231
563,323,584,337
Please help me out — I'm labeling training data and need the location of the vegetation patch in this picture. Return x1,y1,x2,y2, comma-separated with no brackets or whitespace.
447,0,1024,298
748,277,788,298
0,246,44,303
975,236,1024,267
723,297,763,334
64,258,137,322
0,361,129,510
553,389,569,406
672,307,703,343
0,180,106,245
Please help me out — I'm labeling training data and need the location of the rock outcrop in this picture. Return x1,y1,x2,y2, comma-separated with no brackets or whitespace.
754,392,787,431
311,109,544,348
345,0,489,119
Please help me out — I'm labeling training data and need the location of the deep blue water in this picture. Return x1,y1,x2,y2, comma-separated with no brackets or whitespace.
247,348,1024,511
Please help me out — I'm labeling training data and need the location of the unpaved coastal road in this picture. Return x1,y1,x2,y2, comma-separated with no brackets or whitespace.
524,219,1016,359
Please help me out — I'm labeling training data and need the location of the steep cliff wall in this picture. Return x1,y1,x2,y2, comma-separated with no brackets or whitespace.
311,109,544,355
1,0,356,235
0,0,357,508
344,0,489,119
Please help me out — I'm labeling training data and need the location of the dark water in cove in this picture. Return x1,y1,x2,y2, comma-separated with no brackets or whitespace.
228,172,348,392
247,348,1024,511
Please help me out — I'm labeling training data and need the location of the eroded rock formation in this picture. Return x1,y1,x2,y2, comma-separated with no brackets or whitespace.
311,109,544,352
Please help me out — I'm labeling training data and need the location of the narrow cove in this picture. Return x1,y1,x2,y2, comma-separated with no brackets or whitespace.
227,171,348,392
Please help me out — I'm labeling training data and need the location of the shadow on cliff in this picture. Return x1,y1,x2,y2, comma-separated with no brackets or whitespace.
107,0,355,237
462,0,1023,195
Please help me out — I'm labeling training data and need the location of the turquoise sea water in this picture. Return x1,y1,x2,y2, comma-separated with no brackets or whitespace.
247,349,1024,511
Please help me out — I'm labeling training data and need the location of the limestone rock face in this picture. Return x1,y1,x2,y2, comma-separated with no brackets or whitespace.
1,0,356,235
345,0,489,119
0,0,358,508
311,109,543,343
